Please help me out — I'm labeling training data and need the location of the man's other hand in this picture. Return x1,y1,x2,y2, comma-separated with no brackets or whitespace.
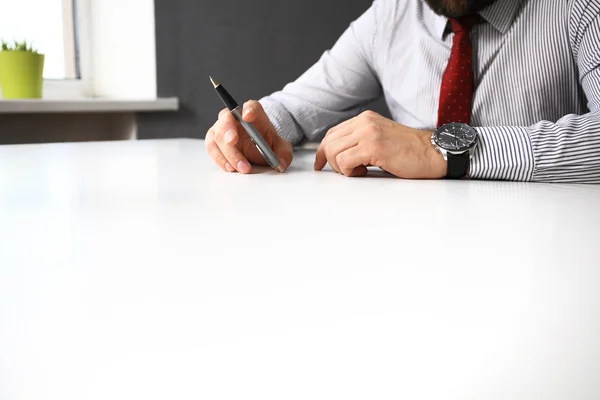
314,111,447,179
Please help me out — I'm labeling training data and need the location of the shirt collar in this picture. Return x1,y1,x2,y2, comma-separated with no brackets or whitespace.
478,0,523,34
423,4,450,39
424,0,523,39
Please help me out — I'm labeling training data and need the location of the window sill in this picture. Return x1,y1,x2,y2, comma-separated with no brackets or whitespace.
0,97,179,114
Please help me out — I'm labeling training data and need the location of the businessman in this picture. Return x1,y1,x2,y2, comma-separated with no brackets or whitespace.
205,0,600,183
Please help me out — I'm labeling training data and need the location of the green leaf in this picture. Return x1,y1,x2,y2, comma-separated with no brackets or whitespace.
0,38,39,52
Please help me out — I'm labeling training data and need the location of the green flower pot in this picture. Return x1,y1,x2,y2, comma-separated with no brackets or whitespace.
0,52,45,99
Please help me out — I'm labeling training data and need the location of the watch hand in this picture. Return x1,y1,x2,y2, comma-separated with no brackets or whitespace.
441,131,457,138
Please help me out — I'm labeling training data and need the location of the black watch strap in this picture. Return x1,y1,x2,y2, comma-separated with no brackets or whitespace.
446,152,470,179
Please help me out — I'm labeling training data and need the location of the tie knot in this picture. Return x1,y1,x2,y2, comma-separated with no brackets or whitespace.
450,14,479,33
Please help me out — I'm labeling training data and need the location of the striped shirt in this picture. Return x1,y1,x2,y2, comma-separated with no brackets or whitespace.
260,0,600,183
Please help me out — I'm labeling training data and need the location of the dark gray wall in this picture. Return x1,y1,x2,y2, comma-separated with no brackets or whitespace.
138,0,387,141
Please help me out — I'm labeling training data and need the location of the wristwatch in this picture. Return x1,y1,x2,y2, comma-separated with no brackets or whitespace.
431,123,478,179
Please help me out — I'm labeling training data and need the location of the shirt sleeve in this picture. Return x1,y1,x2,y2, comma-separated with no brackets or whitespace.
470,0,600,183
259,1,384,146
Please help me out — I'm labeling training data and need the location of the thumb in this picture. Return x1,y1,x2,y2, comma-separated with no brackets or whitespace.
242,100,277,139
242,100,292,168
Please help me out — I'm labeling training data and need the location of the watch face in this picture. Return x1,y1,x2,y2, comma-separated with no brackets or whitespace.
434,123,477,151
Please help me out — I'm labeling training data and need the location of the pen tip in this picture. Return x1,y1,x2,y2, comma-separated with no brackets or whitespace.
209,76,220,88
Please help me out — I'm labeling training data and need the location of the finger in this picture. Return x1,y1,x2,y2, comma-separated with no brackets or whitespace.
217,108,241,146
205,129,235,172
272,136,293,169
321,117,359,148
324,110,379,142
315,144,328,171
337,146,372,177
350,165,369,177
241,100,264,123
316,116,365,171
213,118,252,174
324,114,360,139
324,135,359,173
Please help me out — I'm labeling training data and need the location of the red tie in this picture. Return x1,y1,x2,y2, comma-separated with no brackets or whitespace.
437,15,478,127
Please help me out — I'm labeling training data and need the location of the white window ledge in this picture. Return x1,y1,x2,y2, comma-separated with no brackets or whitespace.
0,98,179,114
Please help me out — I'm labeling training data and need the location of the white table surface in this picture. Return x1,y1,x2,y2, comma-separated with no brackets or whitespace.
1,139,600,400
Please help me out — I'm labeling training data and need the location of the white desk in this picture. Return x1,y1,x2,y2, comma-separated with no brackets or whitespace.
1,139,600,400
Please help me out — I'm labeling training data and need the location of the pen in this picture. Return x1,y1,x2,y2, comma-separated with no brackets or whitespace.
210,76,285,173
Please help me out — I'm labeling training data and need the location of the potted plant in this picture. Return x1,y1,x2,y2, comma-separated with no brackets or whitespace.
0,40,45,99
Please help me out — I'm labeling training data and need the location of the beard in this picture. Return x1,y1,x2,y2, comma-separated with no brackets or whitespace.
423,0,498,18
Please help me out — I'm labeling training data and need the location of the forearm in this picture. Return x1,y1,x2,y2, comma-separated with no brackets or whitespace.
260,88,365,146
259,52,382,146
471,110,600,183
260,85,372,146
259,0,385,146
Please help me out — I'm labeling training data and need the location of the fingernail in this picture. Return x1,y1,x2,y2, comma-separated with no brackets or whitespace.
225,162,235,172
224,130,236,144
281,158,289,169
237,160,251,174
242,108,251,118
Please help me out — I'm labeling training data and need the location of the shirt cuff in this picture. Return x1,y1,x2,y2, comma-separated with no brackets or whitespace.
259,96,304,145
470,126,535,181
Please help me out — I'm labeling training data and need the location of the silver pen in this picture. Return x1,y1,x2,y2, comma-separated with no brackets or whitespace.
210,76,285,173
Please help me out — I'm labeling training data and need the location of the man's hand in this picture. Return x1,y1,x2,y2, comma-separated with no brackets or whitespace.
314,111,447,179
205,100,293,174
